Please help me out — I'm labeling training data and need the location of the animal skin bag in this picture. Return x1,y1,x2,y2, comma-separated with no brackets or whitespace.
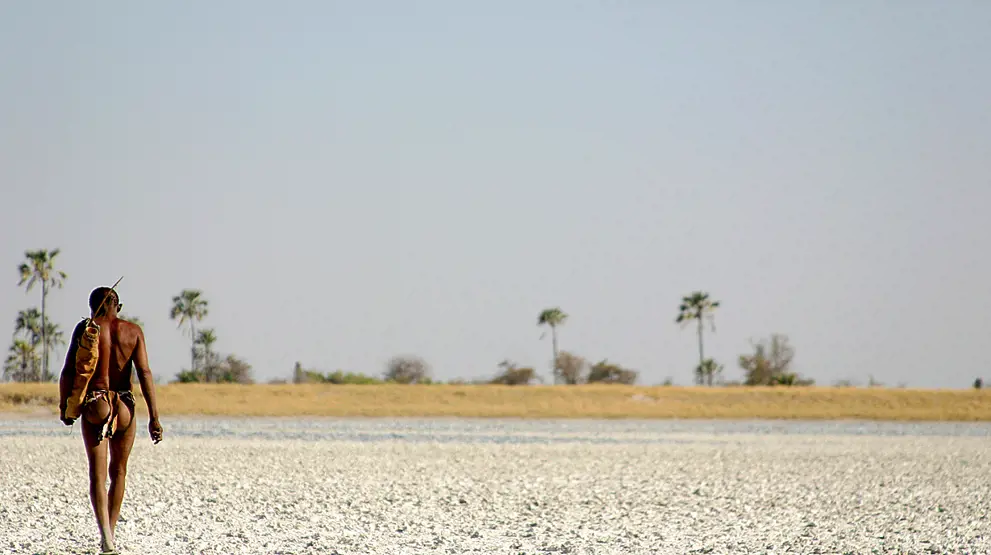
64,318,101,419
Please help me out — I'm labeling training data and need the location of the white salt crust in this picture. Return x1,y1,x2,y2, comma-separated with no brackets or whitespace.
1,422,989,554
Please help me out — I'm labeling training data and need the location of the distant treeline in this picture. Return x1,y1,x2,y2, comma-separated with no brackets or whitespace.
282,356,639,386
5,248,986,390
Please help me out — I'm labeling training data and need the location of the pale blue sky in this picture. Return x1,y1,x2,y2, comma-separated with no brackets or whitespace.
1,2,989,387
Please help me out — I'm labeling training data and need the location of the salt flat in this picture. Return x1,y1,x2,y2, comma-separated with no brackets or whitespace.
1,417,989,554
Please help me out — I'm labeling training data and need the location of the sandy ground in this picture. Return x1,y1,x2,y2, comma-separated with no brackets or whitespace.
1,417,990,554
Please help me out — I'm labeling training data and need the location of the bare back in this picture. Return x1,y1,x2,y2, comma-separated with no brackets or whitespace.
71,317,149,393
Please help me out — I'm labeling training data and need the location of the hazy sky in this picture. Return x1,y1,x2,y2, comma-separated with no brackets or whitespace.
2,2,989,388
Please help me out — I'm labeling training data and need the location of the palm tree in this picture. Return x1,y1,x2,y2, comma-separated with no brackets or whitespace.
195,328,218,381
14,308,42,342
4,340,40,382
537,307,568,384
676,291,720,385
17,249,67,381
40,320,65,365
695,358,723,387
14,309,66,381
169,290,209,374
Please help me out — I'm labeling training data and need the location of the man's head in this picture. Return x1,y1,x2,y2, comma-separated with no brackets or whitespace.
89,287,121,318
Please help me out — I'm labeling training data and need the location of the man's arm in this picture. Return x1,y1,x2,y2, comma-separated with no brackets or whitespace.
58,321,85,423
132,324,163,443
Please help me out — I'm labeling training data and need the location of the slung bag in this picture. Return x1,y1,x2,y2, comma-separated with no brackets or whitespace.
64,318,101,419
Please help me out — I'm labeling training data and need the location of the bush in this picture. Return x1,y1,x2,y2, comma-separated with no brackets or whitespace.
217,355,254,384
587,360,638,385
773,372,797,386
384,355,431,384
694,358,723,386
174,354,254,384
770,373,814,386
293,362,321,384
324,370,383,385
449,377,492,385
555,351,588,384
291,362,383,384
300,370,326,383
174,369,202,383
490,360,537,385
739,334,811,386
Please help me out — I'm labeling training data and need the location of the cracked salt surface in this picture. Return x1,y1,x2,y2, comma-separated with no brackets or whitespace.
1,417,989,554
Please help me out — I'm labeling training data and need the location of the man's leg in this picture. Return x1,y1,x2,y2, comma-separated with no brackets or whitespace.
82,401,115,553
108,397,136,533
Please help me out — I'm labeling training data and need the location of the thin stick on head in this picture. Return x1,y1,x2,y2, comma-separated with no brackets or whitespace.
91,276,123,319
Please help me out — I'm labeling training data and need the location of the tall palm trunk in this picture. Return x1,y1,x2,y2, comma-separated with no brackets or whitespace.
551,325,559,385
204,346,212,382
190,321,197,374
41,282,48,382
696,317,705,386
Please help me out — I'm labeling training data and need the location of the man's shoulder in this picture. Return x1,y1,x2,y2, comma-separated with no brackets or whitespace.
116,319,144,336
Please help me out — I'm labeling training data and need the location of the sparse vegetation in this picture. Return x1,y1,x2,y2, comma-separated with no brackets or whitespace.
195,329,219,380
174,354,254,384
384,355,432,384
169,289,209,375
538,308,568,384
16,249,67,381
3,340,40,383
695,358,722,387
293,362,384,385
171,326,253,384
554,351,587,385
587,360,638,385
676,292,720,385
739,334,812,386
6,309,64,382
3,383,990,421
0,248,974,410
490,360,537,385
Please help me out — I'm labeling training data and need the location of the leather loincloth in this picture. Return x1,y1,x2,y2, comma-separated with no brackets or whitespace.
82,389,136,442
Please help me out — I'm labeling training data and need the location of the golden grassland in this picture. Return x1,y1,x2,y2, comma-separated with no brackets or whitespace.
1,383,990,421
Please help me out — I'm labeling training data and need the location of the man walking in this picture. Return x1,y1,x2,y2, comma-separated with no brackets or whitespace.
59,286,164,555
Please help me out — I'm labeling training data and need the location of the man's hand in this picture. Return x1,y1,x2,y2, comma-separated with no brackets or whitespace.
59,405,75,426
149,418,164,444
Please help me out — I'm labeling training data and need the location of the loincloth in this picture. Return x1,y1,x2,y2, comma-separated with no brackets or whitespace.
82,389,136,442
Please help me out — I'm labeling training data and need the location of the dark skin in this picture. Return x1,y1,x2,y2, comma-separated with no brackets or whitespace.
59,296,163,554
